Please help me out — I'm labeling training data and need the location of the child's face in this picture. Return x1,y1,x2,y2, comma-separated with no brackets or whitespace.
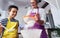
8,8,18,18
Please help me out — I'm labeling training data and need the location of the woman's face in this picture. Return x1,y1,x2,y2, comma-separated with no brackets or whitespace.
30,0,37,8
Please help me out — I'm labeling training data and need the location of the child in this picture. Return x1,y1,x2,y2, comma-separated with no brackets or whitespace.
0,5,19,38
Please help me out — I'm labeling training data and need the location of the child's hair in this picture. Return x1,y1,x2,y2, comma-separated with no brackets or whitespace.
8,5,18,11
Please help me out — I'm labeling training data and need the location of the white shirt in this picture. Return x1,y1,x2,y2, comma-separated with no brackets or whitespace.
24,8,46,27
26,8,46,22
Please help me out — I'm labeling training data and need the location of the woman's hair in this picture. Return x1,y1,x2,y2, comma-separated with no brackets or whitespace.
8,5,18,11
37,0,41,3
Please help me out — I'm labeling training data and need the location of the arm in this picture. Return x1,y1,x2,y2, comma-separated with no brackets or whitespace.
0,22,3,35
0,18,8,34
34,13,44,25
34,9,46,25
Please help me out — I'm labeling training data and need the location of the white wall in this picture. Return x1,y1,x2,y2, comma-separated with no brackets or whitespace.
50,4,60,28
44,0,56,7
0,9,7,20
16,7,27,24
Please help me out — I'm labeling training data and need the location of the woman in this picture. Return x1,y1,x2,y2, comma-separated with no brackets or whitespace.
23,0,48,38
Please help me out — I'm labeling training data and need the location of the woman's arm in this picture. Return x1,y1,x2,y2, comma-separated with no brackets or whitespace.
33,13,44,25
36,9,46,25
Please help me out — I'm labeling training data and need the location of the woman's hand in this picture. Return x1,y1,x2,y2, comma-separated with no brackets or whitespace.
33,13,44,25
32,13,40,21
36,20,44,25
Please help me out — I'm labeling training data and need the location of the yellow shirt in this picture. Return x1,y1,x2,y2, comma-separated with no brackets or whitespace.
2,18,19,38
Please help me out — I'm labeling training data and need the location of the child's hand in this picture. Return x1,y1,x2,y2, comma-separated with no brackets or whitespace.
0,23,2,27
0,23,3,35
